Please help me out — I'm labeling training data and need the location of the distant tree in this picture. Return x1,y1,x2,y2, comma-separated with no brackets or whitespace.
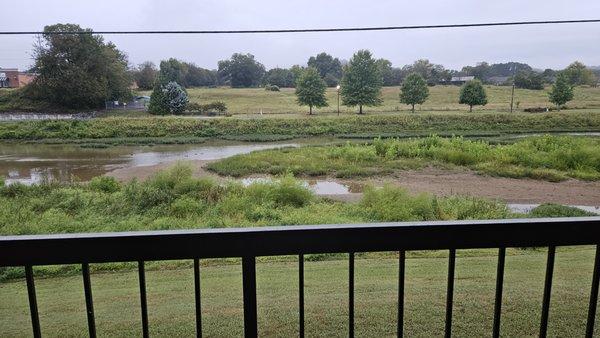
295,68,328,115
400,73,429,113
461,62,490,81
133,65,152,88
459,79,488,112
133,62,157,90
263,68,295,88
548,74,574,110
148,81,188,115
290,65,305,85
542,69,557,84
513,71,544,90
159,58,189,86
403,59,450,85
29,23,132,109
376,58,396,86
340,50,383,114
562,61,597,86
184,63,217,87
217,53,265,88
307,52,343,86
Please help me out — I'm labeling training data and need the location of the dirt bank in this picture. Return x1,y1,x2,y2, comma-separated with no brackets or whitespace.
333,168,600,205
108,162,600,206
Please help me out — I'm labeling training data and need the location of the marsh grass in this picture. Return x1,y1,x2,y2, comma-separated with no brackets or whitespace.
209,135,600,182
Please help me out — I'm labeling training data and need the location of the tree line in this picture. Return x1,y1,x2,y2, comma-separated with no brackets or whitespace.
134,54,598,92
15,23,597,110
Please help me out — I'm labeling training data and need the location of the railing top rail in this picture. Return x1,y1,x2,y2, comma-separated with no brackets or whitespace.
1,217,599,266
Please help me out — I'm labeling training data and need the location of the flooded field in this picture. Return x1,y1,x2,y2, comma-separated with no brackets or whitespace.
0,141,297,185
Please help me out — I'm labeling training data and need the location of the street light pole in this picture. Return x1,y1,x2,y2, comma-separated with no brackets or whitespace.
336,85,340,116
510,64,517,113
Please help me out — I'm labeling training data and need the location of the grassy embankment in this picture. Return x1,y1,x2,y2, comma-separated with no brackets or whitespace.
1,111,600,146
207,135,600,182
1,247,599,336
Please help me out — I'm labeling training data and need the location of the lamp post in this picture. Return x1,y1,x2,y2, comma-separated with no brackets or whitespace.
336,85,341,116
510,64,517,113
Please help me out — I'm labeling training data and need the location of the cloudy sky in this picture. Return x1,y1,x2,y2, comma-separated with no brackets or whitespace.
2,0,599,71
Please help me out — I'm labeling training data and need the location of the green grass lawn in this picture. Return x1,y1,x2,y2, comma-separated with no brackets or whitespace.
1,247,598,337
130,85,600,116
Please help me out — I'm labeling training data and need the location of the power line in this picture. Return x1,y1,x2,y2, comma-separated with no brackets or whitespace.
0,19,599,35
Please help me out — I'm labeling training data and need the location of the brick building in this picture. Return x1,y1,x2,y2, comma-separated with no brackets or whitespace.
0,68,36,88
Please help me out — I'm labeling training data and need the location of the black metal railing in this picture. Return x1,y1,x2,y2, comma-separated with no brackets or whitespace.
1,217,600,338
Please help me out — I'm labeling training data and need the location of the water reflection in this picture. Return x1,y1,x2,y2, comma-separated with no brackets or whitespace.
241,177,363,195
0,142,296,184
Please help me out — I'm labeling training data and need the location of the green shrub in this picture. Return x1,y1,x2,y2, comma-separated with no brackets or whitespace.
0,182,30,197
530,204,597,218
265,84,280,91
89,176,121,193
170,196,206,218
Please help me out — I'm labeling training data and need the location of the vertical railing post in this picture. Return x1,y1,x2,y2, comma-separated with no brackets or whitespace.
242,256,258,338
398,250,405,338
349,252,355,338
492,248,506,338
25,266,41,338
586,245,600,338
299,254,305,338
445,249,456,338
138,261,149,338
82,263,97,338
194,258,202,338
540,246,556,338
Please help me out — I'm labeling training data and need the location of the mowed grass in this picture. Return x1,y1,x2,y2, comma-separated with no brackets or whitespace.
207,135,600,181
1,247,598,337
133,85,600,116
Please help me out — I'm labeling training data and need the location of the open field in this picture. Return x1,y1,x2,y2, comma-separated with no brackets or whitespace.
1,247,599,337
4,85,599,115
132,85,600,116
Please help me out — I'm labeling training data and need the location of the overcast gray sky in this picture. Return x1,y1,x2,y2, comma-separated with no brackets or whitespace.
2,0,599,71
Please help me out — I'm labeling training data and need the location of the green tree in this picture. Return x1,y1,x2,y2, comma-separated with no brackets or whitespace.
376,58,396,86
459,79,488,112
548,74,574,110
158,58,188,86
400,73,429,113
340,50,383,114
295,68,328,115
513,71,544,90
30,23,132,109
404,59,451,84
133,61,157,90
263,68,295,88
217,53,265,88
149,81,188,115
307,52,343,86
562,61,597,86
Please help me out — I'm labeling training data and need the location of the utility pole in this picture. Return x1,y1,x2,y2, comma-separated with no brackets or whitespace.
510,64,517,113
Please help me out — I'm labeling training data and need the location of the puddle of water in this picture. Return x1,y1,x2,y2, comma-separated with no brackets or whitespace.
508,203,600,215
510,132,600,138
0,142,297,185
241,177,362,195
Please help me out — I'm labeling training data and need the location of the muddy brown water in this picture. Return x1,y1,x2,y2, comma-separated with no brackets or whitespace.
0,141,297,185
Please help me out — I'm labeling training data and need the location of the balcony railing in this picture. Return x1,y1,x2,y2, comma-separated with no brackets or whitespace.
1,217,600,338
